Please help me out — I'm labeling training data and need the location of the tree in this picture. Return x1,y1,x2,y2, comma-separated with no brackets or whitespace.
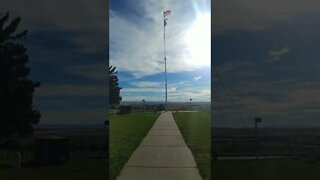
109,65,122,106
0,12,41,142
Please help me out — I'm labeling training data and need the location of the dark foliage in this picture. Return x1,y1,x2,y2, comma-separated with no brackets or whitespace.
0,12,40,141
109,65,122,105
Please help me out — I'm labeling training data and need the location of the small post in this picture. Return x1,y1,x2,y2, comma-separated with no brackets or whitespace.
254,117,262,159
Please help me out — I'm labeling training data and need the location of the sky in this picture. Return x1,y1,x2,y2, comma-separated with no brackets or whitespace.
212,0,320,128
5,0,318,128
0,0,108,124
109,0,211,103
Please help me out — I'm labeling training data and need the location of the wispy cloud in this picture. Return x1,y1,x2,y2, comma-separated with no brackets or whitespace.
121,78,210,102
122,87,176,93
194,76,202,81
109,0,210,78
213,1,320,127
122,86,210,102
0,1,108,124
35,84,107,97
130,81,161,87
0,0,107,53
213,0,320,32
267,47,291,62
109,0,210,103
64,63,107,82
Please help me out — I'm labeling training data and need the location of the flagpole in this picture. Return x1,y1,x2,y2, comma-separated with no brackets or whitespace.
163,11,168,111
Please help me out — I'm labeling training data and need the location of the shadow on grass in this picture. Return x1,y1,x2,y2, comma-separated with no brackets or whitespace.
22,160,67,168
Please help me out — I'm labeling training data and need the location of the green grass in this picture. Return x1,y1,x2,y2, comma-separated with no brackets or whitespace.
173,112,211,180
109,112,159,180
214,159,320,180
0,158,107,180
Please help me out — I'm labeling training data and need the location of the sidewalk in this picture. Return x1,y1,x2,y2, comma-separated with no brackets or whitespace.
117,112,202,180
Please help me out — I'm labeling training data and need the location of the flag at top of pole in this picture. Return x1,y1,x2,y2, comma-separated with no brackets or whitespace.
163,10,171,27
163,10,171,17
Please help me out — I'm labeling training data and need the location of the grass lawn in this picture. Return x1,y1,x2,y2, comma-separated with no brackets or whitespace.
109,112,159,180
0,158,107,180
173,112,211,180
213,158,320,180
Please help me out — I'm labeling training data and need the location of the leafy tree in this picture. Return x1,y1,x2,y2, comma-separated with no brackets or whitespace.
0,12,41,141
109,65,122,106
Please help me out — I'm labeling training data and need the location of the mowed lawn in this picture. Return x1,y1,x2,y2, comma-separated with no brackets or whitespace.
0,158,107,180
173,112,211,180
109,112,159,180
213,159,320,180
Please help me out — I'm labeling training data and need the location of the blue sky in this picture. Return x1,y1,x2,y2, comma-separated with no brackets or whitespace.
110,0,211,102
212,0,320,127
0,0,108,124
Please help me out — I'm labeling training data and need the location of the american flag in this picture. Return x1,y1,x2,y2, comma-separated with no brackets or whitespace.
163,10,171,17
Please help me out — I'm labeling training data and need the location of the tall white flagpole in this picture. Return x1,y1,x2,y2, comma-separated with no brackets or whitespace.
163,11,168,111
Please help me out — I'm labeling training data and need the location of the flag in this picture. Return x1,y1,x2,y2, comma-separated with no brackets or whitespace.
163,10,171,17
164,19,168,27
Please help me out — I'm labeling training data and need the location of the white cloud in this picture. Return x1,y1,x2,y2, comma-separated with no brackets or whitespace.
214,61,255,77
194,76,202,81
269,47,291,56
130,81,161,87
109,0,211,78
121,82,210,102
0,0,107,53
122,87,176,93
35,83,107,97
122,89,211,102
64,63,107,81
267,47,291,62
213,0,320,32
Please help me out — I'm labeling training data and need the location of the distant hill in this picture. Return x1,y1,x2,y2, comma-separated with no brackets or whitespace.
121,101,210,106
120,101,210,112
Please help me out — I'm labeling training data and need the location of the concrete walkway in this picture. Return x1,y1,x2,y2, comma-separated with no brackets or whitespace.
117,112,202,180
